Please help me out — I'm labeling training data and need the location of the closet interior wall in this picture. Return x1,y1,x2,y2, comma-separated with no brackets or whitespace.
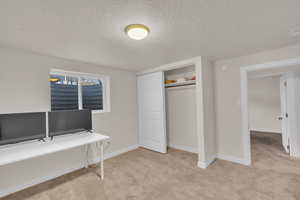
164,65,198,153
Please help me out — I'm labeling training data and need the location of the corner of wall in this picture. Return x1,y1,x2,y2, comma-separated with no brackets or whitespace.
197,155,217,169
217,153,251,166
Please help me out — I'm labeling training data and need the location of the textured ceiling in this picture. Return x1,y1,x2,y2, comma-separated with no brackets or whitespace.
0,0,300,71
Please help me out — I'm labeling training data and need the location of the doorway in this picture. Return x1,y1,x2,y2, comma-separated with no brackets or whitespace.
240,58,300,165
248,74,291,165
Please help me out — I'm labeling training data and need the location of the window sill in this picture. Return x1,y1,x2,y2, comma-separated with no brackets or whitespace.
92,110,110,114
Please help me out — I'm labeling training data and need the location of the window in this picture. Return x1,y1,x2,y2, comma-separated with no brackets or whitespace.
50,74,79,111
81,77,103,110
50,70,110,113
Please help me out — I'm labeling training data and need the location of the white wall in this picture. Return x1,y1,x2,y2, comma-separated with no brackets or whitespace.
200,58,217,164
214,43,300,161
166,86,198,153
248,76,281,133
0,46,138,196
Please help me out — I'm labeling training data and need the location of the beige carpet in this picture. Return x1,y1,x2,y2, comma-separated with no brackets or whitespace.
2,132,300,200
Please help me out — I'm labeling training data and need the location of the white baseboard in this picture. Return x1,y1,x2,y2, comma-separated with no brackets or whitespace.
105,144,139,160
197,156,217,169
90,144,139,163
250,129,281,134
168,144,198,154
291,151,300,158
0,144,139,198
217,154,250,166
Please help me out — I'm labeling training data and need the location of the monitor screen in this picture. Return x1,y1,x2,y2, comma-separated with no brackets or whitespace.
0,112,46,145
48,110,92,137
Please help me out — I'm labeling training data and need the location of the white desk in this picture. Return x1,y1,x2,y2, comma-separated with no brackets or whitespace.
0,132,109,179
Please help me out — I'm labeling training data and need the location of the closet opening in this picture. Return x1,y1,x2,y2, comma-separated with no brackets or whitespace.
164,65,198,154
138,57,215,168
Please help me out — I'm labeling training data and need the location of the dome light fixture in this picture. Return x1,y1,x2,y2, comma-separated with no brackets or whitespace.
125,24,150,40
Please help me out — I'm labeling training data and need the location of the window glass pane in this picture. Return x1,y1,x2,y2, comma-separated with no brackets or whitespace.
50,74,79,111
81,77,103,110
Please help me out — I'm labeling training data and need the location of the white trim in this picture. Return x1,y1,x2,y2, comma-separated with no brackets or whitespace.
240,69,252,166
240,57,300,166
51,69,107,80
242,57,300,71
195,61,207,165
250,129,282,134
293,152,300,158
0,110,50,115
92,76,111,114
0,144,139,198
197,161,208,169
103,76,111,113
248,71,284,79
50,69,111,113
197,156,217,169
286,72,298,157
137,56,202,75
217,154,251,166
280,74,290,154
162,73,168,153
168,144,198,154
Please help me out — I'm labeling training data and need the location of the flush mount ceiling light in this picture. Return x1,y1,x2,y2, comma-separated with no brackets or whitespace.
125,24,150,40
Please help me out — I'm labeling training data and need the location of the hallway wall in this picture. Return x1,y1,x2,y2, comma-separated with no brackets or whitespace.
248,76,281,134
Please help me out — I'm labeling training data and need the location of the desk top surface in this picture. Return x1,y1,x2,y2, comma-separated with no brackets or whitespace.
0,132,109,166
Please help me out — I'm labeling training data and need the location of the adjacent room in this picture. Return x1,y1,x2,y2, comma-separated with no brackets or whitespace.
248,75,286,162
247,67,300,172
1,1,300,200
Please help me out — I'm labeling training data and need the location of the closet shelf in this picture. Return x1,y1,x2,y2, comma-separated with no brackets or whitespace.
165,80,196,88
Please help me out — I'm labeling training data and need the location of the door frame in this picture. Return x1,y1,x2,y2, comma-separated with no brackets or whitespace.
280,74,291,154
240,57,300,165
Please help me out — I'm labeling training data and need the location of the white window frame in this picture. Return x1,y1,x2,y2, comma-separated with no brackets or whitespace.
50,69,111,114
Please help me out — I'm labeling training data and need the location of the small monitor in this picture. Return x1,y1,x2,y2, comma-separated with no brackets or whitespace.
48,110,92,137
0,112,46,145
